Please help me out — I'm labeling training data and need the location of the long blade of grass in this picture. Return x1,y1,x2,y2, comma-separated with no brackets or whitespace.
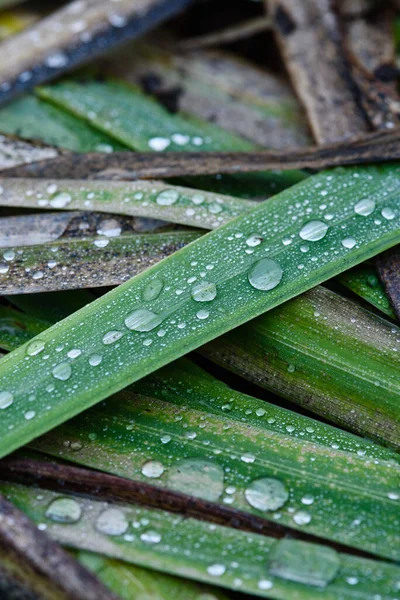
2,481,400,599
0,0,196,107
337,264,396,318
0,231,200,294
0,178,252,229
0,165,398,458
29,377,400,559
201,286,400,449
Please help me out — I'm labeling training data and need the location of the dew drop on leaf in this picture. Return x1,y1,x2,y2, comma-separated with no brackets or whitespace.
141,460,164,478
167,459,224,501
52,362,72,381
156,189,179,206
95,508,128,536
124,309,163,332
142,278,164,302
45,497,82,524
248,258,283,291
0,391,13,410
102,331,124,345
245,477,289,511
191,281,217,302
140,530,162,544
207,564,226,576
341,237,356,249
293,510,312,525
354,198,376,216
89,354,102,366
381,207,395,220
26,340,45,356
299,220,329,242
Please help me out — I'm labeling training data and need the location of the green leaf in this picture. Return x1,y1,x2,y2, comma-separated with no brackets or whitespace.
76,551,230,600
0,165,398,458
0,96,125,152
2,482,400,599
0,178,251,228
30,362,400,559
337,264,395,318
0,231,200,294
201,286,400,449
0,305,48,351
37,79,307,198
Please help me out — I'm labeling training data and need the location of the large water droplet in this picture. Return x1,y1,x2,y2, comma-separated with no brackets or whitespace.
95,508,128,536
0,391,13,410
268,539,340,588
248,258,283,291
354,198,375,216
26,339,45,356
142,278,164,302
191,281,217,302
45,497,82,524
102,330,124,345
167,459,224,501
125,309,163,332
245,477,289,511
299,220,329,242
381,207,395,220
52,362,72,381
141,460,164,478
156,189,179,206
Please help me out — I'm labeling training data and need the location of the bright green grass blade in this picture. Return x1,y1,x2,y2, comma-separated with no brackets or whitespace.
0,178,251,228
76,551,230,600
0,96,125,153
0,231,200,294
2,482,400,600
31,384,400,559
337,264,395,318
0,306,48,351
201,286,400,449
37,80,307,198
0,165,398,458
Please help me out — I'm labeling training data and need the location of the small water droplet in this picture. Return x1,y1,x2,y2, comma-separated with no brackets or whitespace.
142,278,164,302
125,309,163,332
24,410,36,420
156,189,179,206
50,192,72,208
258,580,273,590
388,491,399,500
102,330,124,345
381,207,395,220
95,508,128,536
293,510,312,525
26,340,45,356
248,258,283,291
0,263,9,274
140,530,162,544
3,250,15,261
89,354,102,366
67,348,81,359
0,391,13,410
191,281,217,302
45,497,82,524
52,362,72,381
141,461,164,478
354,198,376,216
299,220,329,242
341,237,356,249
167,459,224,501
161,435,171,444
301,495,314,505
245,478,289,511
207,564,226,576
148,137,170,152
246,234,263,247
196,309,210,320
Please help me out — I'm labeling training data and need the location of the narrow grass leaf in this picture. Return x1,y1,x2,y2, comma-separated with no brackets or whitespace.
30,382,400,558
202,286,400,449
0,306,48,351
0,135,60,170
337,264,395,318
2,482,400,600
0,231,199,294
0,165,398,457
0,178,251,228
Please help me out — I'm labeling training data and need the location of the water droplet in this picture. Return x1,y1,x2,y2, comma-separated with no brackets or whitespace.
67,349,81,359
299,220,329,241
0,391,13,410
156,189,179,206
245,478,289,512
246,234,263,247
102,330,124,345
3,250,15,261
256,408,266,417
293,510,311,525
148,137,170,152
140,530,162,544
241,453,255,463
167,459,224,501
258,580,273,590
196,309,210,320
94,239,109,248
191,281,217,302
95,508,128,536
0,263,9,274
354,198,375,216
248,258,283,291
141,461,164,478
268,539,340,588
207,564,226,576
125,309,163,332
301,495,314,505
142,278,164,302
161,435,171,444
24,410,36,420
50,192,72,208
89,354,102,366
341,237,356,249
45,497,82,524
388,491,399,500
52,362,72,381
381,207,395,220
26,340,45,356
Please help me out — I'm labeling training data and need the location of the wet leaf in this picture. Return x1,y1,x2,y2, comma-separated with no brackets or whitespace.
337,264,395,318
